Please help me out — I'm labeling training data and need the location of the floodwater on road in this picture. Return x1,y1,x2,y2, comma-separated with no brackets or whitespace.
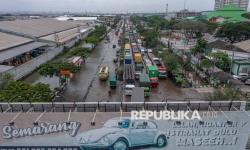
24,30,202,102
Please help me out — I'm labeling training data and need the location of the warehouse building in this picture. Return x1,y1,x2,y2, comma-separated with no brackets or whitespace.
0,19,94,80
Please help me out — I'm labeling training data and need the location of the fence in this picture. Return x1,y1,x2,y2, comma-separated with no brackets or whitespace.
0,101,246,113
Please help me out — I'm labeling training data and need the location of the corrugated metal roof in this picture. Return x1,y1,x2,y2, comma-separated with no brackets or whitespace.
234,39,250,52
0,42,47,62
0,32,32,51
0,19,80,38
207,4,246,22
0,65,14,73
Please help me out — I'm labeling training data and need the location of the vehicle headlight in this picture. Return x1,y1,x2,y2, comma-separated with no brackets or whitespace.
97,136,110,145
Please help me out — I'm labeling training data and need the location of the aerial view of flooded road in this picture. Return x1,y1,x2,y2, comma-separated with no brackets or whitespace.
24,29,202,102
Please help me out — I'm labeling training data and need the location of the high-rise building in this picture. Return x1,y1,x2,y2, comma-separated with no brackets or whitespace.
214,0,249,10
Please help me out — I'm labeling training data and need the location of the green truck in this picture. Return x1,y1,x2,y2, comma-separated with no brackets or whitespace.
139,74,151,97
109,73,117,89
147,66,159,78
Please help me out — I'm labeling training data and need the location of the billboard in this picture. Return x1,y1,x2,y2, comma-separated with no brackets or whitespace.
0,111,249,150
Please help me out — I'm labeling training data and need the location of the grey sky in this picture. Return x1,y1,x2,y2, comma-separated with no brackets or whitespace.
0,0,249,13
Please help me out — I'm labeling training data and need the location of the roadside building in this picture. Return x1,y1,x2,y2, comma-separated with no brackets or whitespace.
232,59,250,75
0,32,48,79
176,9,201,19
207,4,247,23
208,40,250,60
0,19,93,80
214,0,249,10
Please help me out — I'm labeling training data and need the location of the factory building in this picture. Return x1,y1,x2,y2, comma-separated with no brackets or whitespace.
0,19,94,80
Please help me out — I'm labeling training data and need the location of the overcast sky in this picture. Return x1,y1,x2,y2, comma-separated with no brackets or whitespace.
0,0,249,13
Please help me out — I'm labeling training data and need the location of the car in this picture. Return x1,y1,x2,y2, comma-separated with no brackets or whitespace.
124,84,135,96
77,117,168,150
245,79,250,85
147,49,153,53
240,76,250,85
233,73,249,80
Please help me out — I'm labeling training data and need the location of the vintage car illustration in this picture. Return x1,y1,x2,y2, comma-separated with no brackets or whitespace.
77,117,168,150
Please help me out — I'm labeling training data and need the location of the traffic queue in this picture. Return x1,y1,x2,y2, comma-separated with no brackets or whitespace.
122,21,167,99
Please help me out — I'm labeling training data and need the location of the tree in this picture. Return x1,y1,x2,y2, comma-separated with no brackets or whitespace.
0,73,13,89
216,22,250,43
200,59,212,70
0,81,52,102
68,47,90,58
209,52,230,71
174,20,208,38
191,38,208,56
38,61,80,76
141,29,159,48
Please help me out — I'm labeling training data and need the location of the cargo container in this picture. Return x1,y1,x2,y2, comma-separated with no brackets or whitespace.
133,53,142,63
124,64,135,84
109,73,117,89
147,66,159,78
139,73,150,87
124,55,132,64
125,43,131,50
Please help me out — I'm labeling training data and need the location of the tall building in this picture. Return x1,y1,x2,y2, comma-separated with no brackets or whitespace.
214,0,249,10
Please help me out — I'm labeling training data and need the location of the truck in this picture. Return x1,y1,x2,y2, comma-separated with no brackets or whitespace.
139,73,150,87
124,64,135,84
134,62,143,80
147,66,159,78
148,53,167,79
133,53,142,63
124,55,132,64
109,73,117,89
146,66,159,88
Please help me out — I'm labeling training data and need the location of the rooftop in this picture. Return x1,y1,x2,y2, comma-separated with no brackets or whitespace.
208,40,245,52
234,39,250,53
0,32,32,51
0,19,80,38
207,4,247,22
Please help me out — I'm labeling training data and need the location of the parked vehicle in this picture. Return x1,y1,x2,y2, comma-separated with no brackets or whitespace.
149,55,167,79
233,73,249,80
124,84,135,96
78,117,167,150
150,77,159,88
99,66,109,81
109,73,117,89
